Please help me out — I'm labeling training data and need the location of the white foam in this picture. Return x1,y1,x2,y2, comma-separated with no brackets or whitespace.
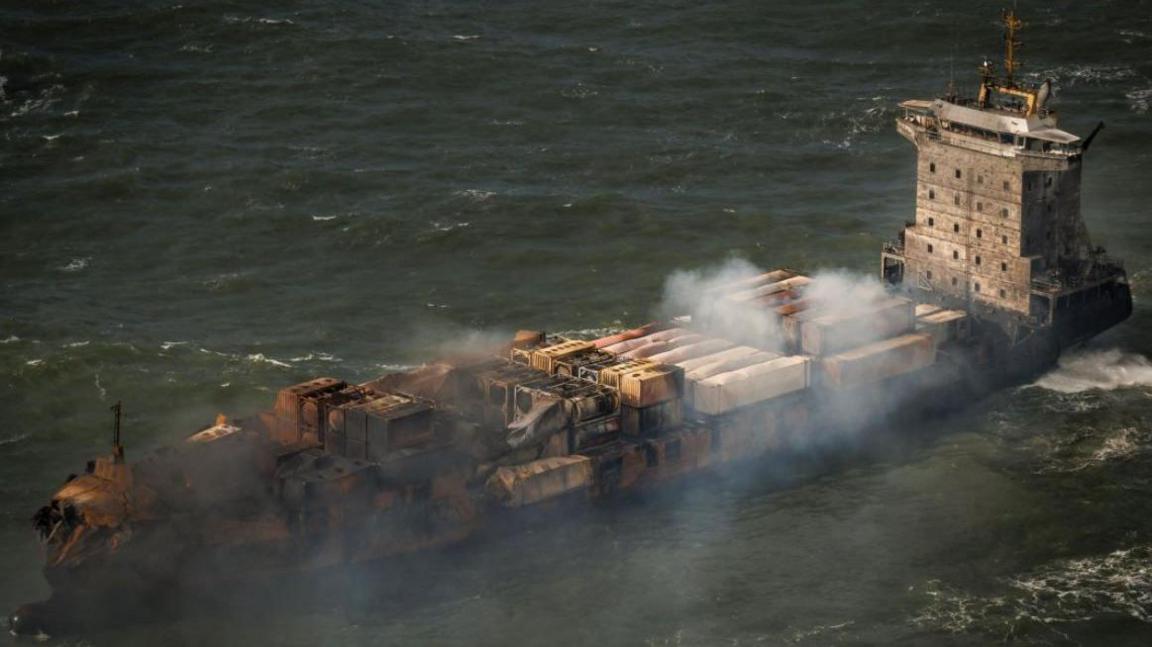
1032,349,1152,393
246,353,291,368
59,257,90,272
0,335,19,344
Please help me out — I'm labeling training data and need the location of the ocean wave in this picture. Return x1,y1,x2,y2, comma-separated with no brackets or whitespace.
1031,349,1152,394
1030,64,1137,87
913,546,1152,638
245,353,291,368
453,188,495,201
429,220,470,233
59,257,90,272
223,15,295,26
0,335,19,344
1128,88,1152,114
452,34,480,41
0,433,29,447
289,352,342,363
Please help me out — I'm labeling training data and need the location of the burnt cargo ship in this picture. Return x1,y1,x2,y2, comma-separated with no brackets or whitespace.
10,12,1132,637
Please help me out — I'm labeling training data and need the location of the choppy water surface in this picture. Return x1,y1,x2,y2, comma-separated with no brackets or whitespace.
3,1,1152,644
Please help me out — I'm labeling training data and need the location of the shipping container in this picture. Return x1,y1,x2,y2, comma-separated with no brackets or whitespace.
684,350,780,382
726,276,812,305
591,322,666,349
645,338,734,365
618,363,685,408
621,399,684,437
553,350,616,378
596,360,653,390
485,455,593,507
800,296,915,356
916,309,968,345
703,269,795,296
569,414,621,452
673,346,761,373
691,356,811,415
820,333,936,388
915,303,943,318
620,334,706,360
530,340,597,374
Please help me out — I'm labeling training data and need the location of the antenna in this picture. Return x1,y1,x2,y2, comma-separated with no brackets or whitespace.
111,400,124,460
1002,8,1023,84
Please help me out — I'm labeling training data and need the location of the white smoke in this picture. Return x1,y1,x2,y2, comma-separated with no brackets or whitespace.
658,260,902,354
1033,349,1152,393
659,257,785,351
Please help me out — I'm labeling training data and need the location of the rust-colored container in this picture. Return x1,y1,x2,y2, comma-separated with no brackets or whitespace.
530,340,596,374
618,364,684,408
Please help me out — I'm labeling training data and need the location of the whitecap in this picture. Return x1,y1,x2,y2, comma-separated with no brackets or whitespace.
289,352,342,363
453,188,494,201
59,257,90,272
25,359,43,366
246,353,291,368
160,341,188,350
452,34,480,41
312,215,339,222
63,341,89,348
1,335,19,344
1032,349,1152,393
430,220,470,233
42,133,62,142
1127,88,1152,114
0,433,29,446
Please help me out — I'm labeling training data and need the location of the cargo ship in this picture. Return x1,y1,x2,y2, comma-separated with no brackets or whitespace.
9,11,1132,636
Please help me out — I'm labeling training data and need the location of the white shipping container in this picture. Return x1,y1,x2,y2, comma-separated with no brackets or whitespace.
674,346,761,372
800,297,914,356
601,328,689,354
685,350,780,382
691,356,811,415
621,334,705,360
647,338,734,364
916,309,967,345
727,276,812,304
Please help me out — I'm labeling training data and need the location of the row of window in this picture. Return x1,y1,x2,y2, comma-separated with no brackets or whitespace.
924,270,1011,299
924,218,1011,245
927,162,1056,191
926,189,1013,218
923,243,1011,272
928,162,1014,191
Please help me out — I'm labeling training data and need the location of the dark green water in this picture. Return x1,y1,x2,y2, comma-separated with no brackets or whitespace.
3,1,1152,644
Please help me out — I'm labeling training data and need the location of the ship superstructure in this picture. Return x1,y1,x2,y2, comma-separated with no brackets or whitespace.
881,10,1130,347
9,11,1133,637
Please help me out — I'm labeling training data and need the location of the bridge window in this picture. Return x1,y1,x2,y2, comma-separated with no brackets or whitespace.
975,255,982,266
928,217,935,226
930,162,936,173
955,169,962,179
927,244,934,253
953,250,959,260
1001,261,1007,272
976,229,983,238
953,223,960,233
